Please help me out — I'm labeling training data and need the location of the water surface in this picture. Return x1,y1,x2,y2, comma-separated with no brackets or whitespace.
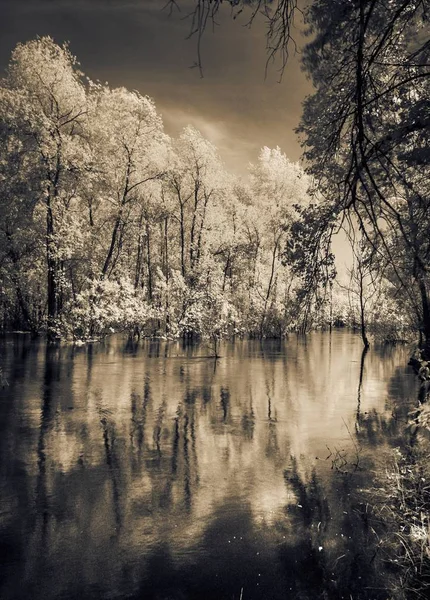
0,332,418,599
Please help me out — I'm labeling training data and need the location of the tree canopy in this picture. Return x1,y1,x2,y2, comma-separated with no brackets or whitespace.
0,37,316,342
178,0,430,352
297,0,430,353
1,0,429,351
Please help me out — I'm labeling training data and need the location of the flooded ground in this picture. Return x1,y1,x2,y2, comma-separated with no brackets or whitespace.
0,332,418,599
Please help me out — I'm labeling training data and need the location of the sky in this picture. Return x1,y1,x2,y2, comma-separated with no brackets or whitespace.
0,0,312,176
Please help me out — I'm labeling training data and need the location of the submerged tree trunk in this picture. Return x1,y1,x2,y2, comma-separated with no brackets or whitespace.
358,270,370,349
356,344,368,427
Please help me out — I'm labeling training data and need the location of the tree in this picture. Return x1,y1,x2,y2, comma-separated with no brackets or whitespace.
11,17,428,346
87,85,169,281
338,235,379,348
0,38,172,341
249,147,310,334
166,126,225,281
291,0,430,350
167,0,299,76
175,1,429,351
0,104,43,332
0,37,89,340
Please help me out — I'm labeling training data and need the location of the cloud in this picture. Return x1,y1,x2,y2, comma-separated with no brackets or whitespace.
0,0,194,15
0,0,311,175
160,106,258,175
0,0,151,8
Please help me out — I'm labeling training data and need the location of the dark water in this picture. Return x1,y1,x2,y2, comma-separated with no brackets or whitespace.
0,332,418,600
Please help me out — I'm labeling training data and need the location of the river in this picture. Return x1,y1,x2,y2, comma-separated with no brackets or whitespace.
0,331,418,599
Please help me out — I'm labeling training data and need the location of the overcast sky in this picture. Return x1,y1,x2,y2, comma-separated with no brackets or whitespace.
0,0,312,176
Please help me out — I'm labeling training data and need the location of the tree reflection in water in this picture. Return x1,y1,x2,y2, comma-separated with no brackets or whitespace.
0,332,418,600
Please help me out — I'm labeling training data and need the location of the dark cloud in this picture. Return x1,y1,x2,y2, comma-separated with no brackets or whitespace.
0,0,151,7
0,0,312,174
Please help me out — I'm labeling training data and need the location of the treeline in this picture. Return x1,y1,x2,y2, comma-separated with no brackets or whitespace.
0,37,421,346
0,37,322,342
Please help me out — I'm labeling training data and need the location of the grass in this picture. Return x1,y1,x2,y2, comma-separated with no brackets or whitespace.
372,439,430,600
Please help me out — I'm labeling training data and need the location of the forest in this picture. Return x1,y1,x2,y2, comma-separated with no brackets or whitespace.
0,36,319,343
0,14,428,351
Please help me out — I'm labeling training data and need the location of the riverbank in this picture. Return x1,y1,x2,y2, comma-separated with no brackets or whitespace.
370,420,430,599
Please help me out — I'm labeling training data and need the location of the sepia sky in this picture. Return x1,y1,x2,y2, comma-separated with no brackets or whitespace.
0,0,312,176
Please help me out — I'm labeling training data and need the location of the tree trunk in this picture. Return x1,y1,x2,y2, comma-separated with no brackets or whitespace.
135,212,144,289
145,221,153,302
189,183,200,270
46,193,59,342
102,214,121,278
358,266,370,349
418,278,430,358
356,344,368,426
179,201,186,278
164,217,170,334
102,158,131,279
260,236,280,336
164,217,169,284
222,252,231,293
196,193,210,266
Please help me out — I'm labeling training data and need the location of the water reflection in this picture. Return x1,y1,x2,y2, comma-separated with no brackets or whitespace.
0,332,418,599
